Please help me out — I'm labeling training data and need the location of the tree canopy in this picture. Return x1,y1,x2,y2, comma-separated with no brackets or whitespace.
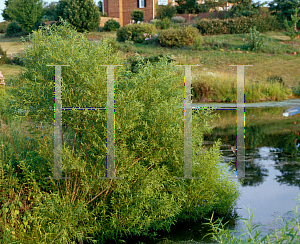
55,0,101,32
268,0,300,22
228,0,267,18
2,0,44,32
43,1,59,21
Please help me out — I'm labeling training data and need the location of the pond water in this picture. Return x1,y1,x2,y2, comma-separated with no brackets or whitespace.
137,99,300,244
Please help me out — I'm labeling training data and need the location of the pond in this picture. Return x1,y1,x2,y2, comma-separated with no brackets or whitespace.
140,99,300,244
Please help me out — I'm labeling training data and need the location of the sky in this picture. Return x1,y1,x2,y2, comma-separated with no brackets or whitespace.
0,0,275,24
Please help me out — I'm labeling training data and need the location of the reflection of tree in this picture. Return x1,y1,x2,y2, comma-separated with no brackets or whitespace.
275,163,300,187
245,125,265,149
273,133,300,162
203,106,300,189
271,132,300,187
227,161,268,187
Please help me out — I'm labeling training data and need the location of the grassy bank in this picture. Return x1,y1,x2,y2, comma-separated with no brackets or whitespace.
86,29,300,102
1,28,300,103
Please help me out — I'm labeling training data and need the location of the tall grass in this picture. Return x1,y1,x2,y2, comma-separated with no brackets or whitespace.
192,71,293,103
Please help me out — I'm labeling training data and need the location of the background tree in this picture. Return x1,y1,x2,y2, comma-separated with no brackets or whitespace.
268,0,300,22
156,3,176,19
2,0,44,32
98,0,103,14
43,1,58,21
2,0,13,21
55,0,70,24
227,0,267,17
55,0,100,32
175,0,227,14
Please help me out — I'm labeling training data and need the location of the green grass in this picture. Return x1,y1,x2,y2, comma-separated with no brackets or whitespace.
0,64,24,78
1,28,300,103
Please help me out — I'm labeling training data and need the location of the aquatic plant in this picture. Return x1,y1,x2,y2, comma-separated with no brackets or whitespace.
203,195,300,244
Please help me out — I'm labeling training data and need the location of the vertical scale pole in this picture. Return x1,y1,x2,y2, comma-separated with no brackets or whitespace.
175,65,201,180
46,65,70,180
229,65,252,180
99,65,122,179
184,65,192,178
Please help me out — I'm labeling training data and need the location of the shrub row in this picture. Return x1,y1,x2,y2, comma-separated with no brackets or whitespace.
158,25,200,48
117,23,201,48
195,15,283,36
117,23,157,43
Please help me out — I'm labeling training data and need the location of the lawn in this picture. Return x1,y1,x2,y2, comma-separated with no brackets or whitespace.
1,27,300,102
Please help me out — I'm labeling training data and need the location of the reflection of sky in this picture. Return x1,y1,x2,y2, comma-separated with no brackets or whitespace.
233,146,300,237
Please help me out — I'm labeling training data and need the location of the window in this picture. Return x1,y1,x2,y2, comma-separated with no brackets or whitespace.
138,0,146,8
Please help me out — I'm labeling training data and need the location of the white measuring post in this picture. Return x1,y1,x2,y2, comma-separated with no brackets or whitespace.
99,65,123,179
175,65,202,179
46,64,123,180
46,65,71,180
230,64,253,180
177,64,253,181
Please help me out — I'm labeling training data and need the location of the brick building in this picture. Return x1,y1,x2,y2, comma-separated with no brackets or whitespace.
102,0,239,27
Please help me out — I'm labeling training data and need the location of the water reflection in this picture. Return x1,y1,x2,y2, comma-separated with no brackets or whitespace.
130,100,300,243
202,103,300,240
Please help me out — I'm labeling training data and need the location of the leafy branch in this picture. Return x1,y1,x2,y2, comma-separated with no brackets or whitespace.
284,7,300,41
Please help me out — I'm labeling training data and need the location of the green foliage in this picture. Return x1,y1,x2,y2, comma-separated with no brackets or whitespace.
43,2,58,21
0,21,11,33
268,0,300,23
246,26,266,52
126,53,175,73
195,15,281,36
175,0,222,14
192,35,204,50
156,3,177,20
34,21,46,31
194,2,212,14
120,40,135,52
284,7,300,40
229,0,262,18
101,12,108,17
158,25,200,48
103,37,120,52
1,0,13,21
292,82,300,95
5,21,23,37
131,9,145,22
266,76,284,84
3,0,44,33
117,23,156,43
55,0,70,21
0,45,12,65
56,0,101,33
97,0,103,13
1,20,240,242
103,18,121,32
153,18,171,30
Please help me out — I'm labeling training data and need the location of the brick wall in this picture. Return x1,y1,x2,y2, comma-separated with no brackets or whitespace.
103,0,240,27
174,14,198,21
99,17,121,27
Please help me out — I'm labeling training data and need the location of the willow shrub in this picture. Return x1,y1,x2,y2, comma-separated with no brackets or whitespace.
3,20,240,243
